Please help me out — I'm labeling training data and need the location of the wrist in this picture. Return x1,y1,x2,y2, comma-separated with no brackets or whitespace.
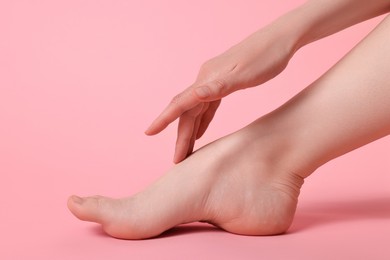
263,7,312,58
274,0,390,52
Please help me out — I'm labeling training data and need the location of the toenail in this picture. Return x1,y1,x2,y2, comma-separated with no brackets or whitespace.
72,195,84,204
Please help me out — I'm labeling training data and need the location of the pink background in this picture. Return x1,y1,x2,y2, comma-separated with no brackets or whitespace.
1,1,389,259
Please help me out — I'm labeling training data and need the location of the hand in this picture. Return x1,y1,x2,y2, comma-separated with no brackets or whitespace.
145,24,297,163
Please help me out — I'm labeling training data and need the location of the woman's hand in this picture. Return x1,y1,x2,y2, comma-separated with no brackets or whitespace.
144,0,390,164
145,24,297,163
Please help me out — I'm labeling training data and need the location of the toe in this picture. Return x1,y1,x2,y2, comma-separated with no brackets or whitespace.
67,195,117,224
67,195,155,239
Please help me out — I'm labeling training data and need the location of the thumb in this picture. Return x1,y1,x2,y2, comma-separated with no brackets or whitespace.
193,77,238,101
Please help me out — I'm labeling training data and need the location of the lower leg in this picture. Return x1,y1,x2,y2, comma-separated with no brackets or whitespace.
68,15,390,239
273,14,390,177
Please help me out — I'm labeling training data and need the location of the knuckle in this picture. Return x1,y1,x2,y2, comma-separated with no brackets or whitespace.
213,79,228,95
170,93,188,115
91,195,105,209
170,93,183,105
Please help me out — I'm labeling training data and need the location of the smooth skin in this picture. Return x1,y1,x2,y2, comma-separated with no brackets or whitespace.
145,0,390,163
68,11,390,239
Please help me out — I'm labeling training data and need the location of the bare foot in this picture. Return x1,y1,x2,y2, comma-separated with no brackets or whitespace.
67,118,306,239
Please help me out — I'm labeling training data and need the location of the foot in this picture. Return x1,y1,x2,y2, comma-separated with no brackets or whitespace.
68,118,307,239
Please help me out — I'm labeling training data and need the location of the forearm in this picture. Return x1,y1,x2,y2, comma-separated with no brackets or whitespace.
274,0,390,52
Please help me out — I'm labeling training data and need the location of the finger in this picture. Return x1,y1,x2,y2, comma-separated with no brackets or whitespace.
193,77,237,102
146,75,238,136
196,100,221,139
173,103,204,163
186,117,200,160
174,116,195,164
187,103,209,156
145,88,200,135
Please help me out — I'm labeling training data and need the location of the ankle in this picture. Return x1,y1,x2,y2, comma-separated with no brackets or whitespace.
241,116,320,179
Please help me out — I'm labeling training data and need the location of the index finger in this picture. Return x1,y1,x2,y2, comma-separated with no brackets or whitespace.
145,87,201,135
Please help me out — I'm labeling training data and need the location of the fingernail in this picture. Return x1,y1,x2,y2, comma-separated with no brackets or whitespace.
173,153,182,164
195,87,210,99
72,195,84,205
144,126,153,135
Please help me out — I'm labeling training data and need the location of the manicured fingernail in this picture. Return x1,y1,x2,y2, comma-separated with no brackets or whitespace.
72,195,84,204
195,87,210,99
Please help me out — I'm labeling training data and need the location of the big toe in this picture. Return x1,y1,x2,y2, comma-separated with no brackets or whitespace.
67,195,163,239
67,195,119,225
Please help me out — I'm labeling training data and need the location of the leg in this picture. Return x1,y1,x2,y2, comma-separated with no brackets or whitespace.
68,15,390,239
275,14,390,176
